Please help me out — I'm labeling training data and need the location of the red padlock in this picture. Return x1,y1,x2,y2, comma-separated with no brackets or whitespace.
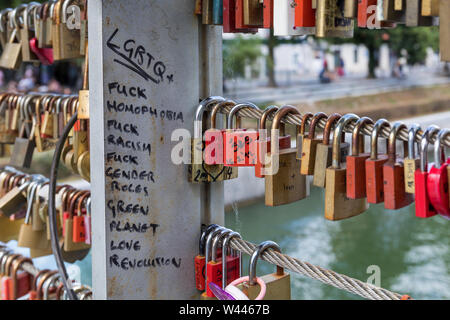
383,122,414,210
358,0,377,27
427,129,450,219
365,119,390,204
255,106,291,178
206,229,240,297
204,100,236,165
263,0,274,28
221,231,242,290
0,254,20,300
194,224,219,291
11,257,33,300
73,193,90,243
415,125,440,218
347,117,373,199
224,103,260,167
294,0,316,27
223,0,258,33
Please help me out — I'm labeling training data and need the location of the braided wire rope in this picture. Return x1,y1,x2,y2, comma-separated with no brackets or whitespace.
229,237,404,300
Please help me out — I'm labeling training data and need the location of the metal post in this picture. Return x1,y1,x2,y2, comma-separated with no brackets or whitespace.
89,0,224,299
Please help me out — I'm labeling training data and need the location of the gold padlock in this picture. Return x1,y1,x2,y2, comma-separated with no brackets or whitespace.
265,106,307,206
440,0,450,61
78,42,90,120
404,124,421,193
237,241,291,300
325,114,368,221
422,0,440,16
0,28,22,69
316,0,354,38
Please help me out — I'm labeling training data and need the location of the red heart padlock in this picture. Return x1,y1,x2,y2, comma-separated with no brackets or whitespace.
415,125,440,218
224,103,260,167
427,129,450,219
30,38,53,65
255,106,291,178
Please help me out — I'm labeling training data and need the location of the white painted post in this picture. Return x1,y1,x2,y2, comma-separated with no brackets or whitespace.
89,0,224,300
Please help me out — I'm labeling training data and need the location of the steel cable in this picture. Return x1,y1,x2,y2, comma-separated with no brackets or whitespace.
229,237,403,300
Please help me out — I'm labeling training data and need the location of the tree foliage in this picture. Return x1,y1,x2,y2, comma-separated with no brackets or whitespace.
223,35,263,79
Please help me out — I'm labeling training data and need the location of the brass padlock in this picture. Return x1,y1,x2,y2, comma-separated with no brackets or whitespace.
243,0,264,27
313,114,350,188
237,241,291,300
18,3,40,62
316,0,354,38
394,0,404,11
0,180,29,217
325,114,368,221
344,0,358,18
422,0,440,16
440,0,450,62
0,9,12,50
265,106,307,206
381,0,406,22
406,0,433,26
53,0,82,61
301,112,328,176
296,112,313,160
0,28,22,69
404,124,421,193
78,42,90,120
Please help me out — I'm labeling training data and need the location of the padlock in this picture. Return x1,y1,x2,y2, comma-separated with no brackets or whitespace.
0,180,29,217
10,103,36,169
83,197,92,245
195,224,219,291
53,0,82,60
0,24,22,69
274,0,314,36
10,257,33,300
41,272,60,300
427,129,450,219
242,0,264,27
358,0,395,28
263,0,274,28
404,124,421,194
0,9,12,49
18,182,51,251
237,241,290,300
316,0,354,38
73,192,89,243
422,0,440,16
265,106,307,206
381,0,405,22
294,0,316,27
0,253,21,300
406,0,433,26
212,0,224,25
440,0,450,62
19,3,40,63
201,226,228,300
301,112,328,176
189,97,230,183
36,270,58,300
325,114,368,221
78,43,90,120
202,0,214,24
366,119,391,204
415,125,440,218
221,231,242,289
64,191,90,251
346,117,374,199
344,0,358,17
255,106,291,178
32,182,46,232
224,102,259,167
223,0,257,33
383,122,414,210
395,0,404,10
313,114,350,188
296,112,313,160
206,229,240,297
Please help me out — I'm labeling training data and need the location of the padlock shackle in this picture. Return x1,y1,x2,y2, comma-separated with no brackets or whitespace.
420,125,440,172
300,112,313,136
11,257,33,300
42,272,61,300
434,129,450,168
407,124,421,160
351,117,373,156
222,231,242,289
308,112,327,139
370,119,390,160
259,105,278,130
332,114,359,169
271,105,301,154
388,122,408,163
36,270,58,300
211,228,233,262
198,224,219,255
210,100,235,129
194,96,225,139
227,102,260,130
24,182,38,224
204,226,227,291
249,241,283,286
0,8,12,33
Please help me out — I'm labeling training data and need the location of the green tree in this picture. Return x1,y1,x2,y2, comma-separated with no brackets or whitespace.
223,35,263,79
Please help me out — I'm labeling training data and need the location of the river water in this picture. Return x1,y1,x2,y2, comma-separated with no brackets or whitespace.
225,185,450,300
